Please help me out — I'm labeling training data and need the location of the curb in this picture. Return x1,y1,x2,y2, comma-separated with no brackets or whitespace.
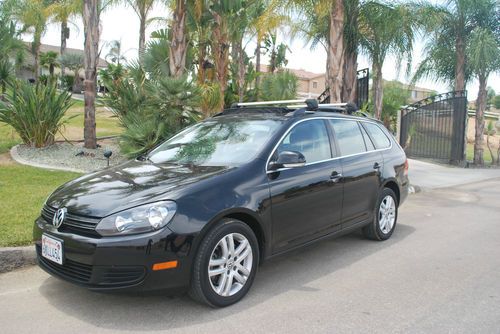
409,185,422,194
0,245,36,274
10,145,87,173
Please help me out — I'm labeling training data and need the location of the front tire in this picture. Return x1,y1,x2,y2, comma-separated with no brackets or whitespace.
363,188,398,241
189,218,259,307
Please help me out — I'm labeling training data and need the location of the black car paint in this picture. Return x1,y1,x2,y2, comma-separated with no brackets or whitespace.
34,112,409,291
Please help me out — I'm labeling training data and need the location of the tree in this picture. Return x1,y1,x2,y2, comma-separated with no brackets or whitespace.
169,0,188,77
262,32,290,73
82,0,100,149
358,2,416,119
40,51,59,76
342,0,360,103
467,27,500,165
105,40,127,65
59,53,84,92
260,71,298,101
14,0,50,79
125,0,157,63
47,0,81,76
494,95,500,109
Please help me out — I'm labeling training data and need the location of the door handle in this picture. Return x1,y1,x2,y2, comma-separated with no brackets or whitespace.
373,162,381,170
330,172,343,183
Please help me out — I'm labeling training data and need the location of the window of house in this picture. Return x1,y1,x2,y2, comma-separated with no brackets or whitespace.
312,81,318,89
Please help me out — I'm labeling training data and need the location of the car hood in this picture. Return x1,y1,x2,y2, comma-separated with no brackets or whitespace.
46,160,231,217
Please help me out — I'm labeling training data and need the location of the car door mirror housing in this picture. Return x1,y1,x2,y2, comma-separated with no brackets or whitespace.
270,151,306,170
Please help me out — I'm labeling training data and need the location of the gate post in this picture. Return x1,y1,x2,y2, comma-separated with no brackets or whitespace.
396,108,402,145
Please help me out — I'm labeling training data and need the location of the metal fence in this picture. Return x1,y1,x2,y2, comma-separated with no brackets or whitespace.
399,91,468,164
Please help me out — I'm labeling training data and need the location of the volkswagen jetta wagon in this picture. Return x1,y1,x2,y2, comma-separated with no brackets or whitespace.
34,99,409,307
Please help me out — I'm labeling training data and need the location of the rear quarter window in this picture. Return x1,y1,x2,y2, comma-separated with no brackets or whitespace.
362,122,391,149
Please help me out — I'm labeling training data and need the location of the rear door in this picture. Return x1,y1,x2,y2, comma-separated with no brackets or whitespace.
328,119,383,229
268,119,343,253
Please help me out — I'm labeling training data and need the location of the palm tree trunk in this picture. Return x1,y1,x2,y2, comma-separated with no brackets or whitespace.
372,62,383,120
169,0,187,78
342,49,357,103
255,40,261,97
83,0,99,149
454,34,466,91
236,38,245,103
473,75,487,165
327,0,344,102
212,13,229,110
138,13,146,63
60,20,68,76
32,34,41,79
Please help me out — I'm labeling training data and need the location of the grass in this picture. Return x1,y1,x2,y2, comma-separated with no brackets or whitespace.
466,142,494,164
0,164,81,247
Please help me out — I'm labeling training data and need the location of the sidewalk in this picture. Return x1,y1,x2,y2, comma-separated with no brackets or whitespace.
408,159,500,190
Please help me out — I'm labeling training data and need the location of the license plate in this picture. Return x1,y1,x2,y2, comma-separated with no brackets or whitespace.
41,234,64,265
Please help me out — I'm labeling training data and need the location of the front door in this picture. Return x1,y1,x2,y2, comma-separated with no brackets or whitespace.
268,119,343,253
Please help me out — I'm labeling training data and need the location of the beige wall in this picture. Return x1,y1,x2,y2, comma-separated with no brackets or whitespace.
297,75,326,98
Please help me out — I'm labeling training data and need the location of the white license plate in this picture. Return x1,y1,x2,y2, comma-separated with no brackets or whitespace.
41,234,64,265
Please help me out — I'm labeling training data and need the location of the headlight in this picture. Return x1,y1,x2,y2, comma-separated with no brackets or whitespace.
96,201,177,236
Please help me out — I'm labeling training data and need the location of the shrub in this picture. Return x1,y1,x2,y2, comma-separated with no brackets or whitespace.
101,64,201,157
60,75,74,92
0,80,74,148
260,70,298,101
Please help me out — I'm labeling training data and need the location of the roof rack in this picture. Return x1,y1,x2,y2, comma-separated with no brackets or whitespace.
223,98,368,118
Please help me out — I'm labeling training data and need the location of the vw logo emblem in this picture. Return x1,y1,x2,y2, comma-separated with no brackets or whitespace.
53,207,67,228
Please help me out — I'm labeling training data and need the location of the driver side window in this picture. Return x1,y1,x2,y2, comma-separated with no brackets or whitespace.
277,120,332,164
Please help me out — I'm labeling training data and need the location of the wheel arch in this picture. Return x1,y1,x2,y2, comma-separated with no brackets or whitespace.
382,179,400,205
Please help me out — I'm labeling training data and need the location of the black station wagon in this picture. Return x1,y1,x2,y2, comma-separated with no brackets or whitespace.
34,99,409,307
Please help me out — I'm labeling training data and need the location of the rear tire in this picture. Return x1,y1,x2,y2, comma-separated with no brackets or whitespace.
363,188,398,241
189,218,259,307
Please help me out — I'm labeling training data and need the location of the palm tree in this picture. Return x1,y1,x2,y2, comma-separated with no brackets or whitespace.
467,27,500,165
412,0,495,92
105,39,127,65
47,0,81,76
169,0,188,77
14,0,50,79
124,0,157,63
0,59,14,100
358,1,416,120
59,53,84,92
40,51,59,76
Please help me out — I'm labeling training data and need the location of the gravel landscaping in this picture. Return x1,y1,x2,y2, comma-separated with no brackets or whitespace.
14,139,128,173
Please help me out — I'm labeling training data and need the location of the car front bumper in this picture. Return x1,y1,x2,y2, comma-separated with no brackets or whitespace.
33,217,195,292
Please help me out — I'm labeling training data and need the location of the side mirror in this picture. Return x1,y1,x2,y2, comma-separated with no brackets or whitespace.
270,150,306,170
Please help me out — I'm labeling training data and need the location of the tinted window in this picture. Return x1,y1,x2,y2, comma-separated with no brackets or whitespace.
362,122,391,149
329,119,366,156
148,118,283,166
359,124,375,151
277,120,332,163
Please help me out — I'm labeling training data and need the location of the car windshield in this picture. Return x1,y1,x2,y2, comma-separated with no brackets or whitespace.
147,117,283,166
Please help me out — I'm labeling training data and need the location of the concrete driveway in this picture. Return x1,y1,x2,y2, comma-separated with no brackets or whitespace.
1,172,500,333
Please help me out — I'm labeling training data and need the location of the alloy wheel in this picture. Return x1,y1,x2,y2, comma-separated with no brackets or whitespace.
208,233,253,297
379,195,396,234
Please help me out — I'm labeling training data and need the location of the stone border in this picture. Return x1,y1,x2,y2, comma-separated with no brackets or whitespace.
10,145,86,173
0,246,36,273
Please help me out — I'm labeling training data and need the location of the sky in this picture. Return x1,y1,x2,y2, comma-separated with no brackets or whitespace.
29,2,500,99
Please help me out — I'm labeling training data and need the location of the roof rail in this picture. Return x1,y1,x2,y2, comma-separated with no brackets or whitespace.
232,99,319,111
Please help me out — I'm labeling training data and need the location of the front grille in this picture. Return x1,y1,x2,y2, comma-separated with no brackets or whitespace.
41,205,101,238
37,246,146,287
37,247,93,284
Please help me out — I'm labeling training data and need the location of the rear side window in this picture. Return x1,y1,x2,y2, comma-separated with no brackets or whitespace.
277,120,332,163
362,122,391,149
329,119,366,156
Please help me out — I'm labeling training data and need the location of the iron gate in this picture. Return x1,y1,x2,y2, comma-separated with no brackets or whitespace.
318,68,369,107
356,68,369,108
399,91,468,164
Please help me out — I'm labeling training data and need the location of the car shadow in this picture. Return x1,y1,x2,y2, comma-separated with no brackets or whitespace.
38,224,415,331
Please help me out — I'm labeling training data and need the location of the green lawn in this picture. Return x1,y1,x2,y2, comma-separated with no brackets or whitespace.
0,165,81,247
0,124,20,154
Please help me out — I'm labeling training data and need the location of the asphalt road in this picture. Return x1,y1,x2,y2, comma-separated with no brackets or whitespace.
1,178,500,334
